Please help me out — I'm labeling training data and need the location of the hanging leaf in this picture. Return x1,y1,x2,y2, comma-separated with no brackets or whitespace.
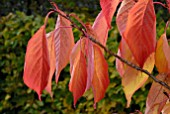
92,44,109,108
123,0,156,67
86,39,94,91
69,38,87,107
145,74,170,114
45,31,56,97
23,25,50,100
92,0,120,46
54,15,75,83
116,39,154,107
155,33,170,73
116,0,136,35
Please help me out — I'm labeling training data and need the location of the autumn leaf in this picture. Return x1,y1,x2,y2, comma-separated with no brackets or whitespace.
116,0,136,35
92,0,120,46
155,33,170,73
86,39,94,91
54,15,75,83
69,38,87,107
145,74,170,114
123,0,156,67
92,44,109,108
23,25,50,100
116,39,155,107
45,31,56,97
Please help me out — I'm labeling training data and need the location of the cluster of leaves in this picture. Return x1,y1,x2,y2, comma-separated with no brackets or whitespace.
0,10,149,113
23,0,170,113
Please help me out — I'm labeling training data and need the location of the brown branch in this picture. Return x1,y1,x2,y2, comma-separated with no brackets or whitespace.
51,7,170,91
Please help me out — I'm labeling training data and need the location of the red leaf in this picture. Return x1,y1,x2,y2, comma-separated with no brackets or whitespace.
54,15,75,83
155,33,170,73
116,0,136,35
92,0,120,46
145,74,170,114
69,38,87,107
123,0,156,67
23,25,50,100
92,44,109,108
116,39,154,107
45,31,56,97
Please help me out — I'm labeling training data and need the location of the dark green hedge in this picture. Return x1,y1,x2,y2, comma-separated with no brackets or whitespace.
0,2,169,112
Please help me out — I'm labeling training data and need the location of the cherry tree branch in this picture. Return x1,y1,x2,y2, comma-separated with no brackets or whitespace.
51,8,170,91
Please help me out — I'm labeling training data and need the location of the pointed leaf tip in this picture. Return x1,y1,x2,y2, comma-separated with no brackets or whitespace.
23,25,50,100
123,0,156,67
54,15,75,84
92,44,109,105
69,38,87,106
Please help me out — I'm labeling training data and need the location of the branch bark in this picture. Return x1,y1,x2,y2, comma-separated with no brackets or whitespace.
51,6,170,91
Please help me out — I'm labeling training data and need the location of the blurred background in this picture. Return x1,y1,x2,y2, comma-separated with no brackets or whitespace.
0,0,169,113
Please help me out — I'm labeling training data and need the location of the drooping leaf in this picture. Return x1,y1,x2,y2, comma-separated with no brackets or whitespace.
54,15,75,83
116,39,155,107
145,74,170,114
116,0,136,35
86,39,94,91
23,25,50,100
123,0,156,67
45,31,56,97
69,38,87,107
92,0,120,46
92,44,109,108
155,33,170,73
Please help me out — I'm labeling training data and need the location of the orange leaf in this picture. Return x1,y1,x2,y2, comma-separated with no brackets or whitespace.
69,38,87,107
116,39,155,107
155,33,170,73
92,44,109,108
54,15,75,83
45,31,56,97
92,0,120,46
145,74,170,114
23,25,50,100
123,0,156,67
116,0,136,35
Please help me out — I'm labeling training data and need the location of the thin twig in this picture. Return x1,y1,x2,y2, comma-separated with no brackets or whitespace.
153,2,168,9
51,5,170,90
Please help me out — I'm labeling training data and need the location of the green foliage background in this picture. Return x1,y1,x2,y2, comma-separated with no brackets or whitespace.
0,0,169,113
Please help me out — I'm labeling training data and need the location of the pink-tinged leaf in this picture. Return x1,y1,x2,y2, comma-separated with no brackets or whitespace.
45,31,56,97
23,25,50,100
69,38,87,107
116,0,136,35
123,0,156,67
92,0,120,46
92,44,109,108
145,74,170,114
155,33,170,73
54,15,75,83
116,39,155,107
86,39,94,91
